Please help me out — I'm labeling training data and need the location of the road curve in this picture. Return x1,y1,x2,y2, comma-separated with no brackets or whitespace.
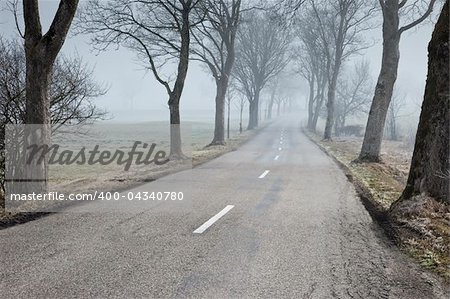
1,119,448,298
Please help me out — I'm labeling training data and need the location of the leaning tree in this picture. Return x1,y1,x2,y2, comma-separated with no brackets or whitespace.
77,0,201,158
358,0,438,162
391,0,448,208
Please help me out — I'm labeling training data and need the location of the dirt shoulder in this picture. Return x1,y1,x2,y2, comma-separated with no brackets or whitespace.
304,130,450,281
0,125,268,229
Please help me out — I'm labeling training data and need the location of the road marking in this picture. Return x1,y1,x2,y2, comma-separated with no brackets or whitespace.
193,205,235,234
274,155,280,161
278,147,282,151
259,170,270,178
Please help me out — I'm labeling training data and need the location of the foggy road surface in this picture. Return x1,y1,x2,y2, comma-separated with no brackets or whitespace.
1,120,448,298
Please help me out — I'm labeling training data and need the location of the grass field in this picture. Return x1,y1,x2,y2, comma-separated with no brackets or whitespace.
48,120,245,181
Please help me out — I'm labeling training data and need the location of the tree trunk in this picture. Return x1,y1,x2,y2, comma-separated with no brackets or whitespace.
210,79,227,145
210,35,235,145
324,51,344,140
393,1,449,205
323,76,337,140
268,95,274,120
247,89,260,130
25,53,52,125
227,97,230,140
359,3,400,162
168,9,190,159
169,101,183,158
239,104,243,133
311,77,327,132
390,115,397,141
334,115,345,137
22,0,79,194
247,99,258,130
311,95,322,133
324,12,346,141
307,77,315,130
24,48,53,194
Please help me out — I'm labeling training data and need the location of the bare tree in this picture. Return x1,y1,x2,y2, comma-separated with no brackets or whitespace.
191,0,242,145
334,60,372,135
266,80,278,120
274,95,288,117
233,89,247,134
225,89,233,139
0,38,106,127
359,0,438,162
76,0,201,158
385,91,406,141
14,0,79,194
21,0,79,125
233,11,290,129
0,36,106,198
391,0,448,209
0,38,25,127
266,73,297,118
294,9,329,132
310,0,375,140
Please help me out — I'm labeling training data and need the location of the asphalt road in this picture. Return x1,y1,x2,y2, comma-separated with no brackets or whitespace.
1,119,448,298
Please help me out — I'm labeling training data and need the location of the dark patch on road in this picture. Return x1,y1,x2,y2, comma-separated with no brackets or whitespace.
250,178,283,217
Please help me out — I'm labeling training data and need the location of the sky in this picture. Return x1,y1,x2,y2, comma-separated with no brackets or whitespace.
0,0,441,123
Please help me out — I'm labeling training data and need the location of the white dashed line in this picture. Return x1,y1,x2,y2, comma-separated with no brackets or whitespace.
278,147,282,151
274,155,280,161
193,205,235,234
259,170,270,178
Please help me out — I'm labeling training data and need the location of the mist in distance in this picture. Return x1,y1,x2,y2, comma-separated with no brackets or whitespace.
0,1,435,125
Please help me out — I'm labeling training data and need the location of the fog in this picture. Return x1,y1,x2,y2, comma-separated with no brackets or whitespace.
0,1,435,124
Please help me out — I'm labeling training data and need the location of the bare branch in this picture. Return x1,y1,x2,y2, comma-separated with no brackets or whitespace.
399,0,437,33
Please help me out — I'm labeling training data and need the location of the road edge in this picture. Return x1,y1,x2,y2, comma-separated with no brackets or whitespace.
302,129,400,242
303,129,450,286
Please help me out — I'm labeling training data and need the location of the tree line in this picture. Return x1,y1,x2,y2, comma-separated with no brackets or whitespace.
0,0,448,206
